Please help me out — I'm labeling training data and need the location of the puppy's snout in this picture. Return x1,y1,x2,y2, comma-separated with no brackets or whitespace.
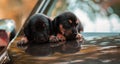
73,33,77,36
71,28,78,38
72,28,77,35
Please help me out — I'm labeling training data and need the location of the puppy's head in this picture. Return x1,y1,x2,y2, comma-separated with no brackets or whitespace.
24,13,51,43
53,12,83,40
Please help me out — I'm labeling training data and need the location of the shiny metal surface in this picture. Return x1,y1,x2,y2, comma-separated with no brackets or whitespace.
7,34,120,64
0,19,16,64
4,0,120,64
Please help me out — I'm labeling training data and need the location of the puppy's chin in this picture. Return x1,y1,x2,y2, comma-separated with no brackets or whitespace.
33,38,48,43
64,34,77,40
33,33,49,43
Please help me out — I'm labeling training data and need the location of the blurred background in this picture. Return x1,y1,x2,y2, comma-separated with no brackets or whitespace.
48,0,120,32
0,0,120,32
0,0,37,32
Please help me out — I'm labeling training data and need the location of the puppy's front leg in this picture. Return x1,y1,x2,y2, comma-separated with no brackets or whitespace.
57,33,66,41
49,34,66,43
49,35,59,42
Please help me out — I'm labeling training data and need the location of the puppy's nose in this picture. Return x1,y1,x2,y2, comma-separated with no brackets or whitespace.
72,28,77,35
73,33,77,35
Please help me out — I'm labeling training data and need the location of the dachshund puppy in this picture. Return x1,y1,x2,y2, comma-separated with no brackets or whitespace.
52,12,83,41
24,13,52,43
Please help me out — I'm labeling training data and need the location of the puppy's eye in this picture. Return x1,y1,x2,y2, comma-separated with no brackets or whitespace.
62,22,71,29
63,25,71,29
75,23,78,26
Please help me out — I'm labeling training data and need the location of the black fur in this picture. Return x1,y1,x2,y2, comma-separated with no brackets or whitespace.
24,13,52,43
52,12,83,40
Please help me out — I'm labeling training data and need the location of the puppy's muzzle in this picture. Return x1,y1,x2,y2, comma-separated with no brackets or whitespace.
72,28,78,38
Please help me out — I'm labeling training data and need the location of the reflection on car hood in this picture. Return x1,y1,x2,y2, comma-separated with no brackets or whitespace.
0,19,15,32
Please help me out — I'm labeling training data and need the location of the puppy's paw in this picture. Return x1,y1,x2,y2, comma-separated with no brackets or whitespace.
57,34,66,41
17,40,28,48
76,33,83,41
49,35,58,43
17,37,28,48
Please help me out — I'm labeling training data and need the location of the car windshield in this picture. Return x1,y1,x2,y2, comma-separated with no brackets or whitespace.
46,0,120,32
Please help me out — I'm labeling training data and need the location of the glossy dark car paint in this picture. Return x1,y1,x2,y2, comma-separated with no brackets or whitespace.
1,0,120,64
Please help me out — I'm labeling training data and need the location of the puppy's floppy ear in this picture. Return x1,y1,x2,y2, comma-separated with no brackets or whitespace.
24,20,32,41
47,17,53,35
52,16,60,35
77,19,83,33
23,14,41,40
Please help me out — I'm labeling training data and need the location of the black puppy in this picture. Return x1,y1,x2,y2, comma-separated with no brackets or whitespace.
24,13,52,43
52,12,83,41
